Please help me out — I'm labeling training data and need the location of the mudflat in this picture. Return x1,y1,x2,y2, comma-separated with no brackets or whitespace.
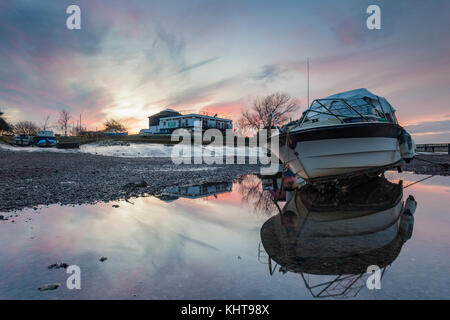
0,149,260,212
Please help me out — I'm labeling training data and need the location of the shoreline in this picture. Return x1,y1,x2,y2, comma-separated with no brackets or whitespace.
1,149,449,213
0,149,261,213
402,154,450,176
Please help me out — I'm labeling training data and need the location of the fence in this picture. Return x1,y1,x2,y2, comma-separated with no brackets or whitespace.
415,144,450,155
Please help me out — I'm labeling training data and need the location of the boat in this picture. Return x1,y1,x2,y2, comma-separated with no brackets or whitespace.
34,130,57,148
260,170,305,202
14,134,32,146
268,88,415,184
259,177,416,298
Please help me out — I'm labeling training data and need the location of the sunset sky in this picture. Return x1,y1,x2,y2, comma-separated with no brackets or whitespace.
0,0,449,142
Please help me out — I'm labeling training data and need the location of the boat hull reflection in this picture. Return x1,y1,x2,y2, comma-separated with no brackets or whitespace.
260,176,416,298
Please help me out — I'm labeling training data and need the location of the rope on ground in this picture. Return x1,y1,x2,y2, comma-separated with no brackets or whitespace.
414,154,449,171
403,175,435,189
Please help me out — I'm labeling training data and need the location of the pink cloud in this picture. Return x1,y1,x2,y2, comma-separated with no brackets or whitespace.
199,101,245,121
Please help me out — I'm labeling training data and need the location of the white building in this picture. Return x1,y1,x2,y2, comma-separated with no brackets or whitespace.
164,182,233,199
147,109,232,134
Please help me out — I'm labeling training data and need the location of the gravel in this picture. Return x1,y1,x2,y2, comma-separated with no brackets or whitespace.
402,154,450,175
0,149,261,212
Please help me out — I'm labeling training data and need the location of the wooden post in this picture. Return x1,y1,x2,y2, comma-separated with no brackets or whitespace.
448,144,450,155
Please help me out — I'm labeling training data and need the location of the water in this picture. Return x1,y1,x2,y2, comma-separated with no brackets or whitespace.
0,172,449,299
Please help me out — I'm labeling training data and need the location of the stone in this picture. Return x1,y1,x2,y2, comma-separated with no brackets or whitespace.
38,283,60,291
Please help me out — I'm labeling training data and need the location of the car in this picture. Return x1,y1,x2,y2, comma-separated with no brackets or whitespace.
14,134,32,146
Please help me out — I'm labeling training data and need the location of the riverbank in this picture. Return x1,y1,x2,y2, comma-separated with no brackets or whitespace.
1,133,255,146
0,149,261,212
402,154,450,175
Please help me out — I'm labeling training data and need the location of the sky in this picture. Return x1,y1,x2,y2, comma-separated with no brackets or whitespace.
0,0,449,142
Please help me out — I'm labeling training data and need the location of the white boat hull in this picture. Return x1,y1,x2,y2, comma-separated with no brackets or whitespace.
275,136,401,180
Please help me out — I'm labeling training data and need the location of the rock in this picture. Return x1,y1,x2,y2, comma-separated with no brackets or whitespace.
112,205,119,208
123,181,149,190
99,256,107,262
38,283,60,291
48,262,69,269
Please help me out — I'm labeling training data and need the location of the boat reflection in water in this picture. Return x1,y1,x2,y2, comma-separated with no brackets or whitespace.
259,176,417,298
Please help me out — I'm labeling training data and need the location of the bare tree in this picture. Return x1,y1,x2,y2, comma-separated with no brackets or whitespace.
104,119,127,132
57,110,71,136
235,175,279,216
13,121,38,135
238,93,299,132
41,115,51,131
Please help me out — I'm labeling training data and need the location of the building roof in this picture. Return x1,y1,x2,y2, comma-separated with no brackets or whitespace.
159,113,232,122
147,108,181,119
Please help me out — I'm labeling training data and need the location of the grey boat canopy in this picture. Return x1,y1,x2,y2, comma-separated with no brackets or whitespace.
321,88,395,113
306,88,397,124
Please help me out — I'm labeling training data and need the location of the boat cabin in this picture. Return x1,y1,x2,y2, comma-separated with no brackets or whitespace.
297,88,398,129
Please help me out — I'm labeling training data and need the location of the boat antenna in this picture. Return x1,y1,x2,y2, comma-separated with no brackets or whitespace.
271,112,277,128
307,57,310,107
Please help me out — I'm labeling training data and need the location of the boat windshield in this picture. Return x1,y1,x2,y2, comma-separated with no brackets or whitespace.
301,97,397,125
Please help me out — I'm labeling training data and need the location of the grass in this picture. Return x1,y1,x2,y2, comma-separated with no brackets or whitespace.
58,134,176,145
61,134,254,146
2,133,253,146
0,134,175,146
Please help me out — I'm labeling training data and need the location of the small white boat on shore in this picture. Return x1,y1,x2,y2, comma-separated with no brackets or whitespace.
269,88,415,183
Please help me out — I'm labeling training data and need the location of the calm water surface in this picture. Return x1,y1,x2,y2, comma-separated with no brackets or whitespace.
0,172,449,299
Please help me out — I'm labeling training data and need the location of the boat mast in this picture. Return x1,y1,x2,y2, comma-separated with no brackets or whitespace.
307,57,310,107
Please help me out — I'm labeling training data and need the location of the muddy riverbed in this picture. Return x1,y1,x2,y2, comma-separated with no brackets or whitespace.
1,146,449,213
0,149,261,212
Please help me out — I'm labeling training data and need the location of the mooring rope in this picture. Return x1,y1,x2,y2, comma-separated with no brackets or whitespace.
403,175,435,189
414,154,449,171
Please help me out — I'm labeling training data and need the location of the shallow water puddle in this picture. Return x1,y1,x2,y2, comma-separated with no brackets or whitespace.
0,173,449,299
